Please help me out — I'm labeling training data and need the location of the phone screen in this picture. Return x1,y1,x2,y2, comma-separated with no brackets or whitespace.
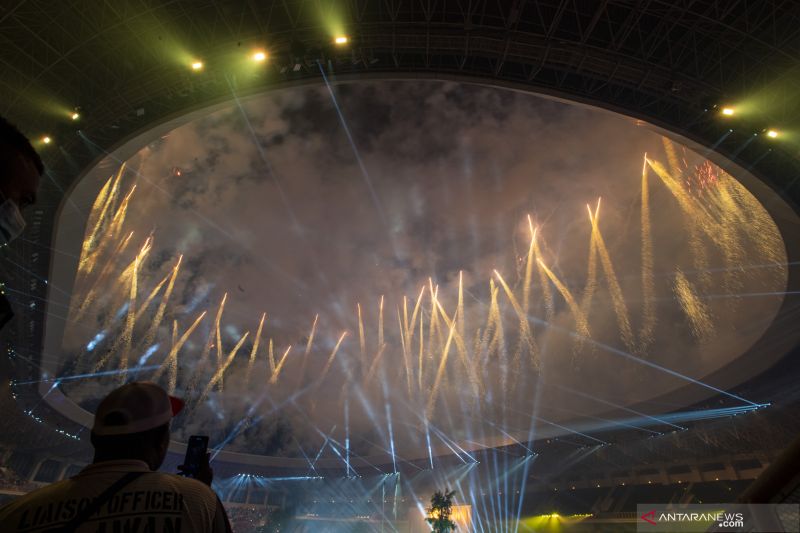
182,435,209,478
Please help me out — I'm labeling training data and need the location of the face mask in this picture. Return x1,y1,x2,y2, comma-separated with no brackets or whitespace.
0,198,26,245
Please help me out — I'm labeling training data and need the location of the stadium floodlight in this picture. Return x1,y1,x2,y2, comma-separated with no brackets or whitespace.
191,61,204,71
42,136,51,144
721,107,735,116
252,51,267,62
334,36,348,45
71,112,80,120
766,129,779,138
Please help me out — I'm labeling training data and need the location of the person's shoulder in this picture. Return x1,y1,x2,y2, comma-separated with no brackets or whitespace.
0,479,73,515
146,472,217,499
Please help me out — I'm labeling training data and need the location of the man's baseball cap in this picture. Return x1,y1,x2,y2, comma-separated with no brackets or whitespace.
92,381,184,436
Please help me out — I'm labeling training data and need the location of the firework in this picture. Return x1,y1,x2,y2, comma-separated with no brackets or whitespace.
674,270,715,341
197,331,250,405
65,145,786,466
245,313,267,389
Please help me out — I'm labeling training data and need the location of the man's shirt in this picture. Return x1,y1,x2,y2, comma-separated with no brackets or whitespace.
0,460,231,532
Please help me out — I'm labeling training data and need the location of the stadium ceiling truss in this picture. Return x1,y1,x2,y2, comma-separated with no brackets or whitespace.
0,0,799,433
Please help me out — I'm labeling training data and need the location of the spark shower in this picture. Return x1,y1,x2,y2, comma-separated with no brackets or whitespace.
59,127,786,469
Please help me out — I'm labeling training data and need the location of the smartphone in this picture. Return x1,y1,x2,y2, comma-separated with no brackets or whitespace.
182,435,209,478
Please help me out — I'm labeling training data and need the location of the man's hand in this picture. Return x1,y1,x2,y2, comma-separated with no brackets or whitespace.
178,452,214,486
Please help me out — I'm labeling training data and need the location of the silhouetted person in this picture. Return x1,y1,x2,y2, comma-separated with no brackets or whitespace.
0,116,43,330
0,382,232,532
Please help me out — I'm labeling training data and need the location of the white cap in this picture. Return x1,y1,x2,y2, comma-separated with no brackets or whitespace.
92,381,184,436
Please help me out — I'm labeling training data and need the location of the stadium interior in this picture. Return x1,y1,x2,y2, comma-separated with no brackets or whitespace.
1,2,799,532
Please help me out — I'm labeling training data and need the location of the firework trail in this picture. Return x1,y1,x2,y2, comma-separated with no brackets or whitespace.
84,185,137,281
214,293,228,392
73,235,136,371
580,215,598,318
493,270,537,371
724,172,786,283
457,271,466,342
73,231,135,321
674,270,715,342
268,339,276,374
168,321,177,389
378,295,385,350
152,311,207,392
357,303,367,370
536,259,591,357
417,307,425,391
363,343,388,385
532,230,554,321
523,217,536,315
404,286,426,390
397,308,413,396
428,281,442,355
85,174,113,236
115,237,152,382
78,168,122,277
485,279,507,389
318,331,348,384
588,204,636,353
662,136,683,180
432,296,481,398
197,331,250,406
639,158,657,350
647,158,713,289
133,270,171,323
296,314,319,389
269,346,293,385
714,181,747,297
402,296,409,347
245,313,267,389
186,295,226,397
91,237,151,376
426,309,459,418
138,255,182,353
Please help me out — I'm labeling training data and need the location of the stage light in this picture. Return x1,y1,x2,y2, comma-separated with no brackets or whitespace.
191,61,203,71
252,51,267,62
42,136,51,144
766,129,779,138
334,36,348,45
71,112,80,121
721,107,735,116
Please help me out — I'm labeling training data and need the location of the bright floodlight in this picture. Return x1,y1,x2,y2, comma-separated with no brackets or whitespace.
252,51,267,62
334,36,348,45
767,129,779,138
191,61,203,71
71,112,80,120
721,107,735,116
42,136,51,144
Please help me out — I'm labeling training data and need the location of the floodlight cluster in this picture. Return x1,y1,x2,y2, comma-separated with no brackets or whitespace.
37,35,352,146
718,104,781,139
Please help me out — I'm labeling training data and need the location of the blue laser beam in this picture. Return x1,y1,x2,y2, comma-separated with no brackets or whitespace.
16,365,160,385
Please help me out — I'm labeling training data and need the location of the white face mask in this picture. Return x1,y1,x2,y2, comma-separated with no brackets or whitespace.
0,198,26,245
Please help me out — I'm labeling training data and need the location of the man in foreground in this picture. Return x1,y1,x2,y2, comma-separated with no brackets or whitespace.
0,381,232,532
